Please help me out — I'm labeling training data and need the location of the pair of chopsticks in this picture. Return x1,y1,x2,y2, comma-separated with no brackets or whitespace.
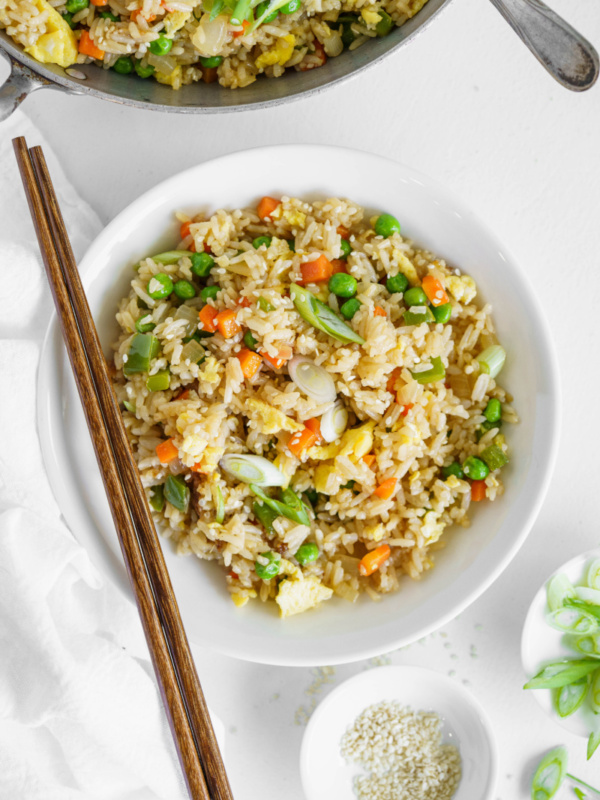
13,137,234,800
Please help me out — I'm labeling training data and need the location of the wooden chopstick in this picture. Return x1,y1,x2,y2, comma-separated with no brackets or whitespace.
14,137,233,800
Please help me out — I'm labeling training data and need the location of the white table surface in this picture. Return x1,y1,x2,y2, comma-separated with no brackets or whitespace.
12,0,600,795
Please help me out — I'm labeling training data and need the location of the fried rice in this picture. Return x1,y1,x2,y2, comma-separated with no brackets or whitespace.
110,195,517,617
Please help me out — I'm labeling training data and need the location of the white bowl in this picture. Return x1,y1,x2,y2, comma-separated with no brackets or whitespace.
300,665,498,800
522,549,600,737
38,145,561,666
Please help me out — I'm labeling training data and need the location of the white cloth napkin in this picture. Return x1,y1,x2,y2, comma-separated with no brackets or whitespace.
0,111,189,800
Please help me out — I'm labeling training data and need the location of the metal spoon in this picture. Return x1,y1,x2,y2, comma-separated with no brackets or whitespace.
488,0,599,91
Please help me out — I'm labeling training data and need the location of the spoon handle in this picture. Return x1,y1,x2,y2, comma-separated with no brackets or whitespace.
488,0,598,91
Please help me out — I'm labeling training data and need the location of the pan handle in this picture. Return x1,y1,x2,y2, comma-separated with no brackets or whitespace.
488,0,599,91
0,48,54,121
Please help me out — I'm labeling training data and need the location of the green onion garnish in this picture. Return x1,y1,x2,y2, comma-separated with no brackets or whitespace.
214,485,225,524
250,484,311,527
477,345,506,379
290,283,365,345
411,356,445,385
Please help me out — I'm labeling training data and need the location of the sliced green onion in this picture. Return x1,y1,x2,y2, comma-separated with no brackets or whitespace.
230,0,252,25
146,369,170,392
477,345,506,378
574,635,600,657
590,669,600,714
149,484,165,512
214,485,225,524
524,659,600,690
258,296,274,313
588,729,600,760
576,586,600,606
320,402,348,442
403,307,435,326
530,747,568,800
123,400,136,414
288,356,337,404
546,607,599,635
253,500,279,534
149,250,192,265
566,598,600,622
220,454,286,486
181,339,206,365
249,0,289,30
250,484,311,527
411,356,445,385
123,333,160,376
588,559,600,590
244,330,258,350
174,304,200,336
479,444,509,471
164,475,190,513
208,0,225,20
290,283,365,345
547,572,576,612
555,677,589,718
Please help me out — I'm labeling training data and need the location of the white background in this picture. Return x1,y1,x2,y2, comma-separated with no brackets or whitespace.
10,0,600,796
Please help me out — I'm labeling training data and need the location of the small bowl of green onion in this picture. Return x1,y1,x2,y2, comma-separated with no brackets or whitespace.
522,549,600,756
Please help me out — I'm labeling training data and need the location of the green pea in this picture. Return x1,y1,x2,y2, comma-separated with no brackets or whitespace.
374,213,401,238
442,462,464,480
253,236,272,249
149,484,165,512
287,239,296,252
339,239,352,260
375,8,393,35
173,280,196,300
149,35,172,55
462,456,490,481
134,60,155,78
201,285,220,302
280,0,300,12
199,55,223,67
432,302,452,324
135,314,155,333
254,551,281,580
386,273,409,294
147,273,173,299
243,330,258,350
256,0,279,20
190,252,215,277
296,542,319,565
484,398,502,423
340,297,361,320
328,272,357,298
113,56,133,74
62,12,76,28
404,287,428,307
164,474,190,513
65,0,88,13
100,9,119,19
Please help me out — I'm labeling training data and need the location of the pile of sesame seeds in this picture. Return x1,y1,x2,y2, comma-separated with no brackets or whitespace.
340,701,462,800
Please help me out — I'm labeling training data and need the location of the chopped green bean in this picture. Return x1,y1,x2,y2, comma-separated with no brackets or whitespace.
123,333,159,376
146,370,170,392
403,307,435,325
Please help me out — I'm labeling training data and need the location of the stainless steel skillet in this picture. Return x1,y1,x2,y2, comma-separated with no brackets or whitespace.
0,0,596,120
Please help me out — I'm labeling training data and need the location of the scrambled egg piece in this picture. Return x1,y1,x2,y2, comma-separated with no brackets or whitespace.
276,574,333,618
283,208,307,228
198,355,221,384
338,422,375,460
446,275,477,304
24,0,77,67
273,453,297,488
365,523,386,542
231,589,257,608
391,251,418,284
246,398,303,434
306,443,339,461
255,34,295,70
314,463,339,494
361,8,382,25
155,65,182,88
164,10,190,35
198,446,224,474
421,511,445,545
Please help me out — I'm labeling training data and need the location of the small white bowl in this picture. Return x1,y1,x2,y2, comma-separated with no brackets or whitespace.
300,665,498,800
522,549,600,737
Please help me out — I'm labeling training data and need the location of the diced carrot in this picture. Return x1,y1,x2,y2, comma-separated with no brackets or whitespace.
387,367,401,394
228,570,239,580
288,426,318,457
91,0,108,6
337,225,350,238
257,196,280,219
78,30,105,59
201,66,219,84
330,259,347,275
231,19,250,37
470,480,487,501
238,297,251,308
422,274,449,307
237,348,262,380
198,304,218,333
156,438,178,464
359,544,391,577
373,306,386,317
362,454,376,468
305,417,323,444
300,254,332,284
191,461,207,473
374,477,397,500
180,221,192,239
262,346,292,370
215,309,241,339
399,402,414,417
175,389,190,401
131,8,156,20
